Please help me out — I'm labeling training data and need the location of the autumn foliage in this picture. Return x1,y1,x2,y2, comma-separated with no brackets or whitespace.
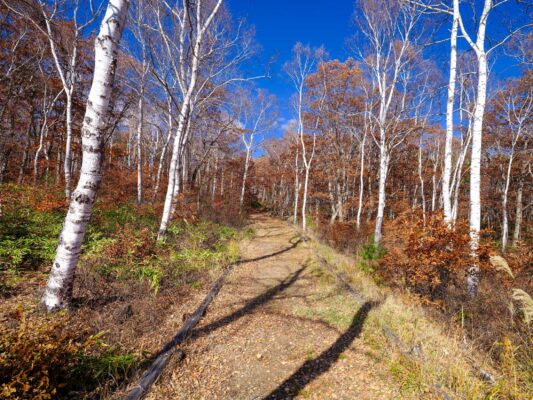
380,212,493,300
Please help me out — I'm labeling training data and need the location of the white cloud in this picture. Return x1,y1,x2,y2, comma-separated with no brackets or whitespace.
281,118,297,133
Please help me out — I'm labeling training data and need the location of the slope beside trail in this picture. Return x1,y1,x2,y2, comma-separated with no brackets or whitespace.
146,214,406,400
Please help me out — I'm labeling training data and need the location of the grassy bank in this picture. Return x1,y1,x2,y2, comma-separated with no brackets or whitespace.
0,184,247,399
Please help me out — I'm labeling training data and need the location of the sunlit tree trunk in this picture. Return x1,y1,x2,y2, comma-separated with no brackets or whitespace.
157,0,223,240
442,0,459,223
356,132,366,230
136,84,144,204
240,146,252,210
42,0,129,311
467,51,487,297
374,139,389,244
512,170,524,246
152,97,173,203
159,77,196,238
456,0,493,297
418,139,426,224
64,93,73,198
293,149,300,224
431,141,439,212
501,137,520,252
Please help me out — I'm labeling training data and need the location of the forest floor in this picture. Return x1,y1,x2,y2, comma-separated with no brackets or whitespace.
143,214,408,400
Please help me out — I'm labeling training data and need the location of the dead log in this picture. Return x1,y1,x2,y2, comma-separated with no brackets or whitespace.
122,264,236,400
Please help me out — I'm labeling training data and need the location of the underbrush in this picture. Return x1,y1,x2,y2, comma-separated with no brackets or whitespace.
0,184,245,399
308,210,532,399
378,212,532,398
0,310,140,399
312,242,495,399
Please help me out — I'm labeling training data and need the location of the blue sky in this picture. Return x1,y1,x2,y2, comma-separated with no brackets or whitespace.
226,0,531,146
227,0,357,141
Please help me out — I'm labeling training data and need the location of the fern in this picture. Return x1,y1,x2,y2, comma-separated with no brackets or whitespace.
490,255,514,279
511,289,533,324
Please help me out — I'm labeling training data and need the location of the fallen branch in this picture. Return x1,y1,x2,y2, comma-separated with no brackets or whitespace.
122,264,236,400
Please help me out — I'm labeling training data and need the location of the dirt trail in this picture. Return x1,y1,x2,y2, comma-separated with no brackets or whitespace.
147,214,404,400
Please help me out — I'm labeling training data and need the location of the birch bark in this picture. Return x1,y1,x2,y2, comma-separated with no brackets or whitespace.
443,0,459,223
42,0,130,311
157,0,223,240
457,0,492,297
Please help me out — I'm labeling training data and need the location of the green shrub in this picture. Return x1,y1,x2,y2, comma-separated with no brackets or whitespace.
138,265,162,296
0,206,62,272
358,241,387,274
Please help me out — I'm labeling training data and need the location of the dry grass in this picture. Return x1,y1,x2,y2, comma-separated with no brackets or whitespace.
311,241,498,399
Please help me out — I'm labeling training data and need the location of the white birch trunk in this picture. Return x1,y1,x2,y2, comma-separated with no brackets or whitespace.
418,140,426,224
136,86,144,204
431,142,439,213
501,139,520,251
458,0,491,297
152,99,173,202
240,146,251,210
301,164,310,231
34,120,47,184
42,0,129,311
467,51,487,297
512,173,523,246
442,0,459,223
293,150,300,225
356,132,366,230
159,104,189,238
157,0,223,240
374,142,389,244
64,93,73,198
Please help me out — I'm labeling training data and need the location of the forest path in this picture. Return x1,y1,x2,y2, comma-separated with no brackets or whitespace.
146,214,404,400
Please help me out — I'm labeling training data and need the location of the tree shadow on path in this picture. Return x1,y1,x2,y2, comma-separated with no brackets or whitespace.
234,237,301,265
190,265,307,340
263,301,375,400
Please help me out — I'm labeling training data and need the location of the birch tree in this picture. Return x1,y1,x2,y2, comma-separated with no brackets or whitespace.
455,0,527,296
3,0,104,198
42,0,129,311
356,0,424,244
497,81,532,251
129,0,151,204
285,43,326,232
235,88,275,211
443,0,459,223
407,0,459,226
154,0,223,239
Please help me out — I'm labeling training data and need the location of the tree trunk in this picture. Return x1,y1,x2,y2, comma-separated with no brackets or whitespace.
467,51,488,298
240,144,252,211
301,165,310,231
137,86,144,204
461,0,492,297
152,100,173,203
374,142,389,244
293,150,299,225
512,173,523,246
159,107,189,239
34,122,47,185
356,132,366,230
418,140,426,224
64,92,73,198
442,0,459,223
501,145,517,252
42,0,129,311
